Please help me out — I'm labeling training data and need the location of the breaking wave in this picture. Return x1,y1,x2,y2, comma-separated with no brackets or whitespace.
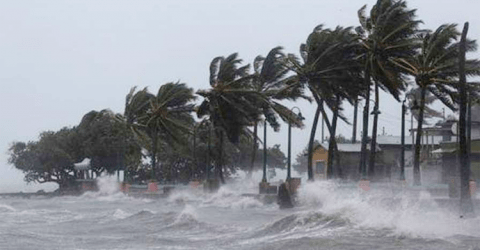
297,180,480,238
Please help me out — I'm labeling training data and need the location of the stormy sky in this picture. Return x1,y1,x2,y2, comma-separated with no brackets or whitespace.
1,0,479,192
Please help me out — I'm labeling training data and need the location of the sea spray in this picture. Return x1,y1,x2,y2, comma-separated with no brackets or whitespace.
96,175,120,195
297,180,480,238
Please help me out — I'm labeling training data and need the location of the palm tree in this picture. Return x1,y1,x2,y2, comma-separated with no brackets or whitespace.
458,22,475,216
392,24,480,185
249,46,306,177
197,53,263,184
285,25,362,180
124,82,196,180
405,87,442,124
356,0,421,179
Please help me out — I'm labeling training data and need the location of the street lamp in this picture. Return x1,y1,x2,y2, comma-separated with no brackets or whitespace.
287,107,305,180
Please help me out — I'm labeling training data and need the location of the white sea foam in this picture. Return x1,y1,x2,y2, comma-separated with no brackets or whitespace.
0,203,16,212
297,180,480,238
112,208,132,220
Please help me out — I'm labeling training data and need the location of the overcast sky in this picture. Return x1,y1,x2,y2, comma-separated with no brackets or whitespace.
1,0,479,192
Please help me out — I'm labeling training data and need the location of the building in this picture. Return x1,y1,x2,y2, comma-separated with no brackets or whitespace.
74,158,98,191
311,143,382,180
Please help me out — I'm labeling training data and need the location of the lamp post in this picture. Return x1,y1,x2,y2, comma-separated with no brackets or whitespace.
287,107,304,180
262,120,268,183
410,99,420,184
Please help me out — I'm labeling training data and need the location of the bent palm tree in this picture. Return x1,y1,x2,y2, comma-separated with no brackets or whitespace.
405,87,442,125
356,0,421,179
393,24,480,185
124,82,196,180
285,25,362,180
197,53,262,184
249,47,306,177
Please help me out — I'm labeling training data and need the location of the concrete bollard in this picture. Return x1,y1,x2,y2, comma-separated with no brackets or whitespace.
359,179,370,192
287,178,301,194
470,180,477,196
277,182,294,209
259,182,270,194
147,182,158,192
190,181,201,189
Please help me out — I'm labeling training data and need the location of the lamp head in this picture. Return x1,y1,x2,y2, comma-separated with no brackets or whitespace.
297,112,305,121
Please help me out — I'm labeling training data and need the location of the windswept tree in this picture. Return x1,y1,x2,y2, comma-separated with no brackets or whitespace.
393,24,480,185
123,82,196,180
405,87,443,125
78,109,142,176
249,46,306,177
356,0,421,179
8,128,80,190
285,25,362,180
197,53,262,184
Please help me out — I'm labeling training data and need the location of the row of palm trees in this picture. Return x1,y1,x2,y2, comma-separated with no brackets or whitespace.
120,0,480,186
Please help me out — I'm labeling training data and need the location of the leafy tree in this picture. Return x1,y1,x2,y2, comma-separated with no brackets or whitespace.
77,109,142,176
393,24,480,185
8,128,79,190
356,0,421,179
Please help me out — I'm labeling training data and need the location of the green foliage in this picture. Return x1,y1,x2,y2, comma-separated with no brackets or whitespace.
357,0,422,99
78,109,142,175
393,24,480,109
197,53,259,144
8,128,78,189
123,82,196,180
405,87,442,125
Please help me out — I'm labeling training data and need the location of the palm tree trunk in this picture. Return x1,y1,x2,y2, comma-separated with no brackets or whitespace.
368,81,379,179
307,104,322,181
308,89,341,180
458,22,474,215
249,121,258,178
151,129,157,181
352,98,358,143
359,68,371,179
327,95,340,179
218,129,225,184
318,100,341,177
413,85,426,186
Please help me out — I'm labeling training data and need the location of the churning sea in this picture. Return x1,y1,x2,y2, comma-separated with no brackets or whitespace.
1,171,480,250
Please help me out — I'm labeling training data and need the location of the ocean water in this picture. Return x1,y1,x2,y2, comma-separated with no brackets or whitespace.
1,172,480,250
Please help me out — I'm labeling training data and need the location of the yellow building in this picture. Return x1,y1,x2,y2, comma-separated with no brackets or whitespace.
312,143,382,180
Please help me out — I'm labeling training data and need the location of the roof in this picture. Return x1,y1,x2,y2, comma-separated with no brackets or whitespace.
432,148,456,154
74,158,91,170
320,143,381,153
376,135,442,145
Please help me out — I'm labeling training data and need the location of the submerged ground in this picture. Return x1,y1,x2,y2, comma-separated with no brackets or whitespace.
1,172,480,250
